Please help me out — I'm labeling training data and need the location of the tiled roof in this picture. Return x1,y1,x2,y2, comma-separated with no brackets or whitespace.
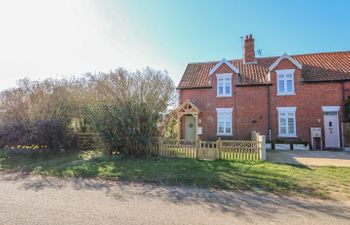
178,51,350,89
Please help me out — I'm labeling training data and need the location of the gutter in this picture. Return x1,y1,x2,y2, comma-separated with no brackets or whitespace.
267,84,272,142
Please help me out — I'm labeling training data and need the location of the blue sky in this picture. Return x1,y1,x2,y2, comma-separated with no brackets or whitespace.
0,0,349,89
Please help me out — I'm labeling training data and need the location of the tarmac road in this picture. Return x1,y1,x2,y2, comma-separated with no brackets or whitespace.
0,172,349,225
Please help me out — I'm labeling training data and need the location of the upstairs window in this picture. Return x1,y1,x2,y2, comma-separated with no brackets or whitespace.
277,107,297,137
216,108,233,135
276,69,295,95
216,73,232,97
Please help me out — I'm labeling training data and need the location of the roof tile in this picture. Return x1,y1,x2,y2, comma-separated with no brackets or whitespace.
178,51,350,89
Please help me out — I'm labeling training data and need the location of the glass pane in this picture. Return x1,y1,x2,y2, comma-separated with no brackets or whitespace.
225,83,230,94
280,127,286,134
287,112,294,117
278,80,285,93
286,75,293,79
324,112,337,116
280,113,286,117
287,80,293,92
225,121,231,133
219,86,223,95
288,118,294,134
280,117,286,126
218,121,224,133
280,118,286,134
218,78,223,95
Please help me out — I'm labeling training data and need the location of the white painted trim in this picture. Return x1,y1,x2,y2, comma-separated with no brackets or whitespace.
322,106,340,112
276,107,297,112
209,58,239,75
278,135,298,138
277,93,296,96
276,69,295,96
216,108,233,113
277,107,297,137
216,73,232,97
276,69,295,75
216,133,233,136
269,53,302,71
216,108,233,136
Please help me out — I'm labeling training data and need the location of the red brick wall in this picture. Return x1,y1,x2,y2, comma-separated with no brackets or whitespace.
269,59,345,144
179,59,349,145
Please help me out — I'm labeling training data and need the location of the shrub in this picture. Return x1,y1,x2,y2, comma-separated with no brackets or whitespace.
85,68,175,157
30,119,75,151
0,119,75,152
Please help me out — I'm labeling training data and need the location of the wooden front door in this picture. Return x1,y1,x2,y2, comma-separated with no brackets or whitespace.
185,115,196,141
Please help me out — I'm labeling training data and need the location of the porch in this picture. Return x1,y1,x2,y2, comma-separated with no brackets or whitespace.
176,99,200,141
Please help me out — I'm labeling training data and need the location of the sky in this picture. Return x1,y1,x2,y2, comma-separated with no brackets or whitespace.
0,0,349,90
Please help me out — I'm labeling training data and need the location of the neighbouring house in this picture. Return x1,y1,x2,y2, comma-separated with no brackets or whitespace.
177,34,350,149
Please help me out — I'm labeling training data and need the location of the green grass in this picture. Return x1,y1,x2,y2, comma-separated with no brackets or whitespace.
1,150,349,199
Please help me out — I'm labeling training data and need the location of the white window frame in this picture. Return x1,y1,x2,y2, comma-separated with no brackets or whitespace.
216,108,233,136
276,69,295,96
277,107,297,137
216,73,232,97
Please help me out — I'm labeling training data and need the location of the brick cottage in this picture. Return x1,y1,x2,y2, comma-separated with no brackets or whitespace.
176,34,350,149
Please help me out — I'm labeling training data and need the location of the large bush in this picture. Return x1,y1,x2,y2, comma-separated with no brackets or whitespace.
0,67,175,155
0,78,83,151
85,68,175,157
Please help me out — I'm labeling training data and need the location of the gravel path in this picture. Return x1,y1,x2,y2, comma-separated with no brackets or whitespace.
0,172,349,225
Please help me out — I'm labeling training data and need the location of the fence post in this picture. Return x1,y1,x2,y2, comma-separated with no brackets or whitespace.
158,137,163,156
216,138,221,160
196,138,200,159
257,135,266,160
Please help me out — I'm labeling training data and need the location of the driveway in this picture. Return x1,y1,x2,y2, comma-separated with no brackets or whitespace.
0,172,350,225
267,150,350,167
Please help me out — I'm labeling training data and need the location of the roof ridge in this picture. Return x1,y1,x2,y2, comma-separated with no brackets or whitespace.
291,50,350,57
187,50,350,65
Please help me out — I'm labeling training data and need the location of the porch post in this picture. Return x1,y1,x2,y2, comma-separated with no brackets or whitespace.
177,113,181,141
195,113,199,140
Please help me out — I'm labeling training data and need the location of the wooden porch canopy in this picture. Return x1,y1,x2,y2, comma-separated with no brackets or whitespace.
176,99,200,140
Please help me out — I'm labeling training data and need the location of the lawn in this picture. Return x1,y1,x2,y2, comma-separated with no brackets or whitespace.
0,150,349,200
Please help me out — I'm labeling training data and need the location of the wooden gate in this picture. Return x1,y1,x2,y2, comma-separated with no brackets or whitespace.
197,140,218,160
77,133,100,150
343,122,350,147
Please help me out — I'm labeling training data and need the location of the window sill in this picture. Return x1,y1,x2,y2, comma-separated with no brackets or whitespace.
217,95,232,98
278,135,298,138
277,93,295,96
217,133,233,136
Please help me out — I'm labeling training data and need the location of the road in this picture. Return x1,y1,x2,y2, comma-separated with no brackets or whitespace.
0,172,349,225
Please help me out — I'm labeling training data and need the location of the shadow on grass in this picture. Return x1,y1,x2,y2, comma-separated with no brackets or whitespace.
0,150,337,199
0,168,350,221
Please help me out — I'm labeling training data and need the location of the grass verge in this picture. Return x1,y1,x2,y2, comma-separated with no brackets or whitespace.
0,150,349,199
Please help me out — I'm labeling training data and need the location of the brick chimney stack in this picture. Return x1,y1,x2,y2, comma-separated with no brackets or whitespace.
243,34,256,64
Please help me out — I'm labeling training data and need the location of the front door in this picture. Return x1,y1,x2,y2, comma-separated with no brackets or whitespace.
324,112,340,148
185,115,196,141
